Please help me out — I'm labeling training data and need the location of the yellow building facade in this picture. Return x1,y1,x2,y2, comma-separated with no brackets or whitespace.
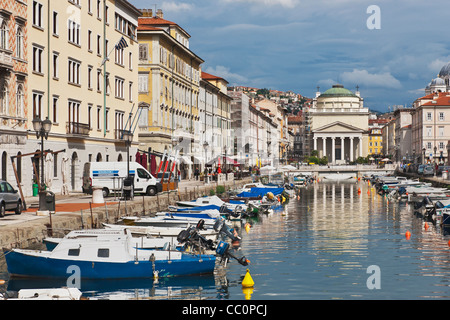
26,0,141,195
368,129,383,155
137,10,203,169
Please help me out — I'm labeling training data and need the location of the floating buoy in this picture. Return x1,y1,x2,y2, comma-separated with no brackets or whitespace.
242,269,255,288
424,222,429,230
405,231,411,239
245,223,251,234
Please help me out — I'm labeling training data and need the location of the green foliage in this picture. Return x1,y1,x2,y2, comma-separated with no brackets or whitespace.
216,185,225,195
209,188,215,196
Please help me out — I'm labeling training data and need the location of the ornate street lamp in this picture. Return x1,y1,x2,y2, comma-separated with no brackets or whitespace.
33,116,52,192
33,116,52,211
122,130,133,199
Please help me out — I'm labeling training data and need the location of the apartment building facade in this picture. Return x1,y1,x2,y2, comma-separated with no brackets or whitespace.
137,9,203,177
0,0,28,187
22,0,141,196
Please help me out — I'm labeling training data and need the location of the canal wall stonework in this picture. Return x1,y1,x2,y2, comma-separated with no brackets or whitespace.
0,179,252,250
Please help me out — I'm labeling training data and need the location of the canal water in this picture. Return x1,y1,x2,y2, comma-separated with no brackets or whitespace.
2,180,450,300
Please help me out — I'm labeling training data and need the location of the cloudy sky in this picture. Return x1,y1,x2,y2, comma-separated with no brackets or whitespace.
129,0,450,112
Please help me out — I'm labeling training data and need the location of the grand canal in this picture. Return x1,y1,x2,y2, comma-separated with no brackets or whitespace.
2,180,450,300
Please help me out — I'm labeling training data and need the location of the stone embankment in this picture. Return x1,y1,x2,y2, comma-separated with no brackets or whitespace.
0,178,252,250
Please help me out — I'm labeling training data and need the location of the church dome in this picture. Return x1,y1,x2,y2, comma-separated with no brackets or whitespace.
431,77,445,85
320,84,357,98
438,63,450,78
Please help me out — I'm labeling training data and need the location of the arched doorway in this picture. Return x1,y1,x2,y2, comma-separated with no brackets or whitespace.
71,152,78,191
96,153,102,162
118,154,123,162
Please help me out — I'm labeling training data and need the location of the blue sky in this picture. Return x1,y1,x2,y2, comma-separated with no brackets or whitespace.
129,0,450,112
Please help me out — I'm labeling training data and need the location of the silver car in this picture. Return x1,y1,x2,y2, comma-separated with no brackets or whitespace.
0,181,22,217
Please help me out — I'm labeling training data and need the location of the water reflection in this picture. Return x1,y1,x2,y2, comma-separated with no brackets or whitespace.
2,180,450,299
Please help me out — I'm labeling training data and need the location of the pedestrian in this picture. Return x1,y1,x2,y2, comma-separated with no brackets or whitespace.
194,168,199,180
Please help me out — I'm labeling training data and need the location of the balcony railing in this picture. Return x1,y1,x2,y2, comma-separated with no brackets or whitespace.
66,122,90,136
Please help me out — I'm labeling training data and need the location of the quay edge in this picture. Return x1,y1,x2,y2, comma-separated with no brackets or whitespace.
0,179,252,250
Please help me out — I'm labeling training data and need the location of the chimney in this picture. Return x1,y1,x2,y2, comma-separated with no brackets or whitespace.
141,9,153,17
156,9,163,18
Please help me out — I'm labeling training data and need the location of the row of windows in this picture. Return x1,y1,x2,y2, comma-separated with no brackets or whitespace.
425,112,446,121
32,92,128,134
424,142,446,150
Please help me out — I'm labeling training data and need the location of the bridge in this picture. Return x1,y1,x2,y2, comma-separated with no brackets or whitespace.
285,164,396,178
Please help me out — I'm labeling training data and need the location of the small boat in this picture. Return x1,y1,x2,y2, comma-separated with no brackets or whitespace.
5,288,84,300
43,229,182,251
102,223,218,240
4,229,216,279
119,215,222,229
322,173,354,180
176,195,226,208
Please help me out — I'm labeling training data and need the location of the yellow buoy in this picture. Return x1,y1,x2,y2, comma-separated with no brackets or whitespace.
242,269,255,288
245,223,251,233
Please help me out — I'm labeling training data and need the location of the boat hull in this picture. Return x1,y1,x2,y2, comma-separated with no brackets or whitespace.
4,249,216,279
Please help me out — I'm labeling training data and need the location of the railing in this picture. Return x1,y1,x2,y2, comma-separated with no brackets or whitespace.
66,122,90,136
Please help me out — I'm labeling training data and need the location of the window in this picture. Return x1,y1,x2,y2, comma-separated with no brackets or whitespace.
129,52,133,70
16,84,24,117
427,142,432,149
32,92,43,119
52,11,58,35
97,69,102,92
1,83,8,115
32,46,43,73
115,111,124,138
68,20,80,45
33,1,43,28
115,77,124,99
427,112,432,121
52,52,59,79
105,108,109,131
88,104,92,129
97,106,101,130
115,47,124,65
137,168,150,179
139,44,148,61
440,142,445,149
68,249,80,256
426,126,432,137
439,126,444,137
1,21,9,50
97,35,101,55
98,249,109,258
88,66,92,89
138,74,148,93
68,59,80,85
52,96,58,123
88,30,92,51
129,82,133,101
16,27,24,58
439,112,444,121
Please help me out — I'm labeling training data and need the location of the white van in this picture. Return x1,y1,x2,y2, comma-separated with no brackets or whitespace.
82,162,163,197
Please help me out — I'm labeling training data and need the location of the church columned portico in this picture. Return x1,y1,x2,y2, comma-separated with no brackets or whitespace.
314,133,363,164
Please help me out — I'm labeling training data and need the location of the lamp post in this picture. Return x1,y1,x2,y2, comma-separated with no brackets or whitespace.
422,147,426,164
32,116,52,211
122,130,133,199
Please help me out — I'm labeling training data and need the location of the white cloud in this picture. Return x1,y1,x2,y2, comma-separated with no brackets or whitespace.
161,2,194,12
222,0,299,8
204,65,248,84
429,56,450,75
340,69,402,89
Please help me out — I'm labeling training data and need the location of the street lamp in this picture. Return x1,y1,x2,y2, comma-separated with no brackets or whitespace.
32,116,52,191
122,130,133,199
33,116,52,211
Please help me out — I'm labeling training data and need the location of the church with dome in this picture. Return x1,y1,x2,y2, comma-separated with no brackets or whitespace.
310,84,369,164
425,62,450,94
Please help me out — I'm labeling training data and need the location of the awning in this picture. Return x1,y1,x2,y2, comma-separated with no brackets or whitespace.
180,156,193,165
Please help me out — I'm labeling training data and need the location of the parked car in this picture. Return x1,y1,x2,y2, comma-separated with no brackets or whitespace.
423,165,435,176
417,164,425,175
0,181,22,217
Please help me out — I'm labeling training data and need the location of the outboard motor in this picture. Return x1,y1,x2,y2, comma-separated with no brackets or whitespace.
177,220,215,252
216,241,249,267
214,219,241,241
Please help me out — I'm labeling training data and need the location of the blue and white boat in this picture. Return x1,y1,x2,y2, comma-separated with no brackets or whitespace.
4,229,216,279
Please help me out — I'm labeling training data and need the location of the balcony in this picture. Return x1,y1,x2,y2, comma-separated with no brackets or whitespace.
66,122,90,137
0,50,13,69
